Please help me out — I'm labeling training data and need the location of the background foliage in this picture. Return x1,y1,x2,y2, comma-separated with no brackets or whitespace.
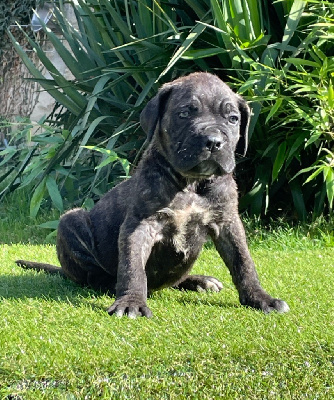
1,0,333,221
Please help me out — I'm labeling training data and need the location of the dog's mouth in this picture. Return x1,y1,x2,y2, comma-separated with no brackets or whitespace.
181,160,225,178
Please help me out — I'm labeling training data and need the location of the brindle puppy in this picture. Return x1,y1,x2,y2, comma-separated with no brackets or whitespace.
17,72,289,318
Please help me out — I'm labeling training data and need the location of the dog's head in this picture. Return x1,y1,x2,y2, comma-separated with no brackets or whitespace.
140,72,250,178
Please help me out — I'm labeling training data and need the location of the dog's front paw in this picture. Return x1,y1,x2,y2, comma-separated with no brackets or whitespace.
240,291,289,314
108,296,152,319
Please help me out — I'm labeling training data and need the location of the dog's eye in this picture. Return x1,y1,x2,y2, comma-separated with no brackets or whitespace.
228,115,239,124
179,111,190,118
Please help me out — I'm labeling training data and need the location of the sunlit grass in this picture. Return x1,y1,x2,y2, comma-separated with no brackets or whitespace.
1,236,333,398
1,190,333,398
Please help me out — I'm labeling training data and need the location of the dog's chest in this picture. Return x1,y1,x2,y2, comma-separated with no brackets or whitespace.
157,191,211,256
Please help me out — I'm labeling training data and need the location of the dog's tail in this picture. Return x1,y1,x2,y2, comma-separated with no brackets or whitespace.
15,260,65,277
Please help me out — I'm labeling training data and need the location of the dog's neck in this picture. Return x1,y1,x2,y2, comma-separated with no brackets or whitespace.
140,145,224,196
149,147,188,191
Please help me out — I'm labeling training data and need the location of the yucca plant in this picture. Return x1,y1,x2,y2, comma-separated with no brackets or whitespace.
3,0,196,215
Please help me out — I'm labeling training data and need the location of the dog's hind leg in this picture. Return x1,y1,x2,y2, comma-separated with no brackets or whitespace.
174,274,223,292
16,208,110,289
57,208,117,292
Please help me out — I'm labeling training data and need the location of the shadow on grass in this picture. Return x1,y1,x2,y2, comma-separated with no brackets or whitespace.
175,296,239,310
0,272,240,315
0,272,112,311
150,287,239,311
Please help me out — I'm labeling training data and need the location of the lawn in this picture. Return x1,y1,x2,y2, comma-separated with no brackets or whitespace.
0,197,333,399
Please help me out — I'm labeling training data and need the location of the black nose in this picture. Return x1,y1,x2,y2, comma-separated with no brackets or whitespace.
206,136,223,152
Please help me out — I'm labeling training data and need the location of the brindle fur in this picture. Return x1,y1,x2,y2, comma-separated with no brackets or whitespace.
16,73,289,318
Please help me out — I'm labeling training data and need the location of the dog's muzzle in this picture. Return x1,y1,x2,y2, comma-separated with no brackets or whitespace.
185,127,233,178
172,123,236,178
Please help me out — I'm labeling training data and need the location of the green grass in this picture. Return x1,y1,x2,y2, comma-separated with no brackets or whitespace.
0,193,333,399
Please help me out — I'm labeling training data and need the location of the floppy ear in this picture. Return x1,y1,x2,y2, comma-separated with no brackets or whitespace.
140,86,173,142
236,97,251,156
